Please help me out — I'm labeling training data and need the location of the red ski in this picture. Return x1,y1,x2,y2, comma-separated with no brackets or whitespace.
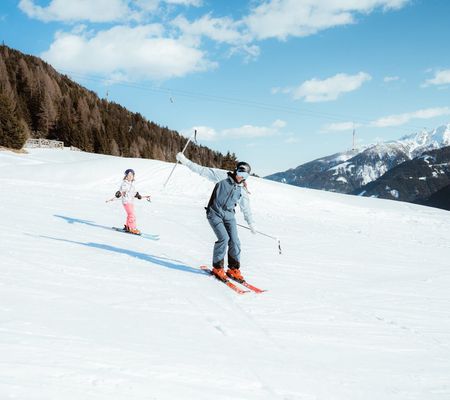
200,266,249,294
227,277,267,294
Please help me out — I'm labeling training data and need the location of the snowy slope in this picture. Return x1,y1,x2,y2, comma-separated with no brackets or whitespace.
1,148,450,400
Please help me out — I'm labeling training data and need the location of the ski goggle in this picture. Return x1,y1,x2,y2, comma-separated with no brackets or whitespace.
236,171,249,180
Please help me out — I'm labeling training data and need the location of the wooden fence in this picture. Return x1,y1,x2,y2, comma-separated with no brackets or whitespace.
25,138,64,149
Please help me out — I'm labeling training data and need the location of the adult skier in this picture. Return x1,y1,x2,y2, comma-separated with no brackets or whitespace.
176,153,256,282
115,169,145,235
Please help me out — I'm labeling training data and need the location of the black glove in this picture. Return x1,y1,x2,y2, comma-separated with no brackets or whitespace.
135,192,142,200
115,191,121,198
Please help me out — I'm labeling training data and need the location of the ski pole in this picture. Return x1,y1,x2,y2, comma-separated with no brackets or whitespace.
106,195,151,203
237,223,282,255
163,130,197,188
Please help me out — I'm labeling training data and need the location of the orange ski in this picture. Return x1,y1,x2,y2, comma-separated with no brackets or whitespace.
200,266,249,294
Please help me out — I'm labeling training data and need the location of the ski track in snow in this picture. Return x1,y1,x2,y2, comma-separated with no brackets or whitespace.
1,148,450,400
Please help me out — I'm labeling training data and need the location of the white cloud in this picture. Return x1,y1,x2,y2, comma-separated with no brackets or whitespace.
18,0,414,85
186,120,287,141
321,107,450,131
133,0,160,13
171,14,260,61
423,69,450,87
272,119,287,129
279,72,372,102
41,25,216,81
284,136,300,144
222,124,277,139
185,126,219,140
172,14,245,45
228,44,261,63
245,0,410,41
19,0,202,23
370,107,450,128
19,0,413,85
384,75,400,82
19,0,133,23
165,0,203,6
322,121,362,132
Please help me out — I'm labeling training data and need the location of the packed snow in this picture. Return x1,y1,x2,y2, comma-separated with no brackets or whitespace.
1,148,450,400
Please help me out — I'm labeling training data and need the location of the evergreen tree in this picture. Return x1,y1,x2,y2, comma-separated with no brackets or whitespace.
0,44,233,166
221,151,238,170
0,92,27,149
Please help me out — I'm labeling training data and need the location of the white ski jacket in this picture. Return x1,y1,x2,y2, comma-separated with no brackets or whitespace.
119,179,137,205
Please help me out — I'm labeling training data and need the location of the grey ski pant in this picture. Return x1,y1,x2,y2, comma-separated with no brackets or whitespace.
207,213,241,269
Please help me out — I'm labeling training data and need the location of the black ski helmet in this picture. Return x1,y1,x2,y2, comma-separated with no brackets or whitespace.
124,168,135,176
235,161,251,174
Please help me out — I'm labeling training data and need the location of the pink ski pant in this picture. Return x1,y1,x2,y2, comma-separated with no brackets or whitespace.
123,203,137,230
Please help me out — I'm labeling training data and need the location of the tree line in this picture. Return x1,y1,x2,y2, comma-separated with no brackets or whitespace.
0,45,237,169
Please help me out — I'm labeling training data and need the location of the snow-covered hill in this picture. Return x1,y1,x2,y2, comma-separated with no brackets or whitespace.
1,148,450,400
266,123,450,194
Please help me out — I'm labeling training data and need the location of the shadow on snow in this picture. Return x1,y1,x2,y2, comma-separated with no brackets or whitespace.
38,235,203,276
54,214,159,240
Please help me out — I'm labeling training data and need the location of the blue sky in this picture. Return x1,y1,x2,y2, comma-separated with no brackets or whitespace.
1,0,450,175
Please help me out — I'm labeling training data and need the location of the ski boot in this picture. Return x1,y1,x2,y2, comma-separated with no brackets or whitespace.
226,268,245,283
212,267,227,281
124,225,140,235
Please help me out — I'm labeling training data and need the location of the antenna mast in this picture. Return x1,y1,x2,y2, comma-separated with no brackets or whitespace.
352,124,356,151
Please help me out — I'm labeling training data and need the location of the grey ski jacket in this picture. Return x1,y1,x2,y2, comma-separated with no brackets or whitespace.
176,153,254,226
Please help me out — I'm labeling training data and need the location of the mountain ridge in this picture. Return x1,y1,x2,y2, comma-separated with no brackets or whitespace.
266,123,450,209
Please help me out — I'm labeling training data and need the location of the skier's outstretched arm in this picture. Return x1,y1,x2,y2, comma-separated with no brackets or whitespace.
176,153,226,183
239,190,256,233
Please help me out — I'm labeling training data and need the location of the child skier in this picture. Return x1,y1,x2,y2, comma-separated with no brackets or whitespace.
115,169,144,235
176,152,256,282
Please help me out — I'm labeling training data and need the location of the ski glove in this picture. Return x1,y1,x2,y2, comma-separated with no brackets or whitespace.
135,192,142,200
115,191,121,198
176,152,188,164
249,224,257,234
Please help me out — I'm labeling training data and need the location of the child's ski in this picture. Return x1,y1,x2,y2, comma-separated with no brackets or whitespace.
200,266,249,294
112,227,160,241
112,227,141,236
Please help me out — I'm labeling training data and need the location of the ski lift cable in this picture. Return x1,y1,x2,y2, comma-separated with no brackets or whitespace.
60,69,427,132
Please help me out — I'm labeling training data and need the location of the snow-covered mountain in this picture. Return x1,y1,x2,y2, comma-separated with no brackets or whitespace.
264,149,361,190
355,145,450,205
1,148,450,399
266,123,450,194
399,123,450,157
